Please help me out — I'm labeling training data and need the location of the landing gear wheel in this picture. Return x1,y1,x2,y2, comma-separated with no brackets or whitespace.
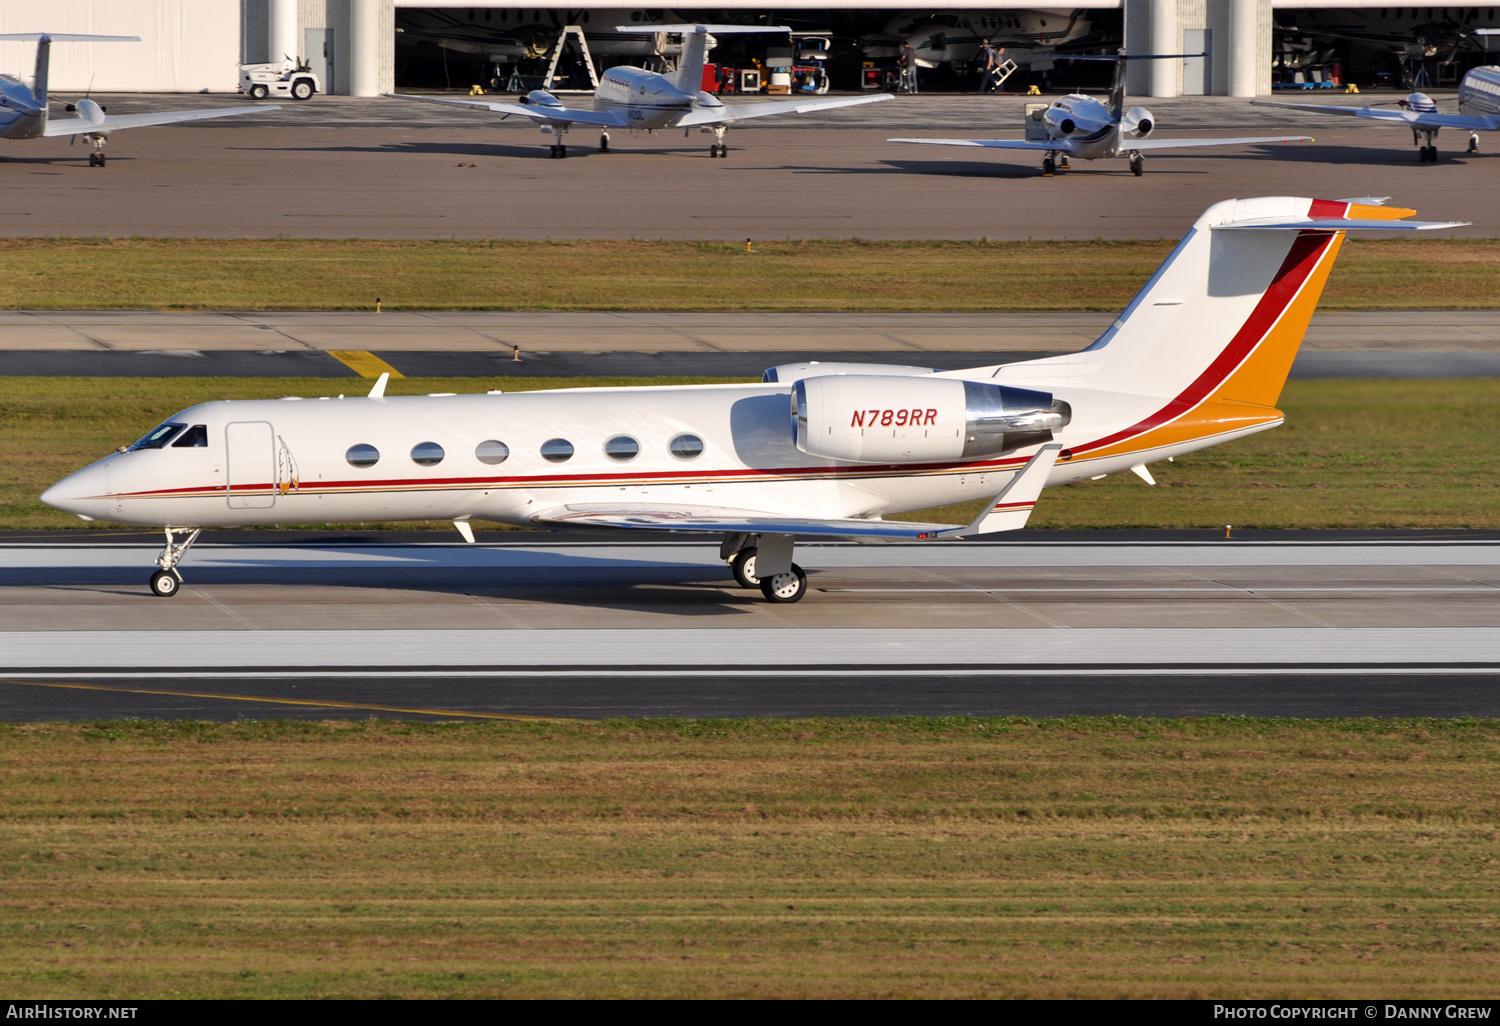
149,569,181,597
291,78,314,101
1419,145,1436,162
1058,155,1070,169
88,153,100,167
1469,133,1480,153
759,563,807,604
558,144,567,158
250,83,269,100
1129,154,1144,176
1041,156,1055,176
599,132,610,152
731,548,760,589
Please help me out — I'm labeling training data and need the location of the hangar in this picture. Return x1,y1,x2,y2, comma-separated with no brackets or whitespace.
0,0,1495,98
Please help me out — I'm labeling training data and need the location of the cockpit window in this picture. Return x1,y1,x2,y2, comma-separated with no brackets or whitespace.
171,425,209,448
128,422,187,450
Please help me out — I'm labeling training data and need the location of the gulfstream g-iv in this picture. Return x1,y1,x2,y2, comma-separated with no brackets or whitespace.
388,24,889,158
0,33,270,166
42,197,1462,602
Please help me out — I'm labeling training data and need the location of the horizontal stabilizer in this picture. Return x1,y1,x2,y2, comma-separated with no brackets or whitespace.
533,504,960,540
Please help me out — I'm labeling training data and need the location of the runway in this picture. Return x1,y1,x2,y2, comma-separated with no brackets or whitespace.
4,533,1498,719
2,122,1490,240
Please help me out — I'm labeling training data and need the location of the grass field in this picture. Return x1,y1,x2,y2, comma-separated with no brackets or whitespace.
5,376,1499,531
0,717,1494,998
0,237,1495,311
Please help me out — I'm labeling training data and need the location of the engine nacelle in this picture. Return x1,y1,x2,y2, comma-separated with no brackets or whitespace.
1403,91,1437,113
522,90,563,108
791,374,1070,464
1120,106,1154,138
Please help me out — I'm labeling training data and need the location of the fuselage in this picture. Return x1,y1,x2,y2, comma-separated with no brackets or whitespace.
1459,65,1500,118
40,377,1272,530
0,75,44,140
594,65,697,129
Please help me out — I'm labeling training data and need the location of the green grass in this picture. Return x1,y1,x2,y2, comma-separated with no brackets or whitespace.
0,716,1495,998
5,376,1499,531
0,237,1495,310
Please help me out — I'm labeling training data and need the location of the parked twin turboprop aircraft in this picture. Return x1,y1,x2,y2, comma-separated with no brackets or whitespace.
41,197,1461,603
389,23,889,158
892,51,1311,176
0,33,269,166
1253,64,1500,162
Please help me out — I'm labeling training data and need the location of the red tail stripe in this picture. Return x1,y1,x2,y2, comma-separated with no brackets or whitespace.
1071,231,1333,457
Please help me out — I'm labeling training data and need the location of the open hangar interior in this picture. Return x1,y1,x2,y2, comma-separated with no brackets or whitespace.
0,0,1496,98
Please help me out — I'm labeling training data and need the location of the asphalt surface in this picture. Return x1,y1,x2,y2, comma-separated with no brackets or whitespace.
2,121,1491,240
4,533,1498,719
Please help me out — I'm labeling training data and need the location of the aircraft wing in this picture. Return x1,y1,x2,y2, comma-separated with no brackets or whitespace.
676,92,891,127
43,106,273,136
1251,99,1500,131
1126,134,1313,151
532,503,960,540
385,92,629,128
888,137,1063,151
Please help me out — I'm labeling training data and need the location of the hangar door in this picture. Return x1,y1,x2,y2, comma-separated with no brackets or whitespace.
226,421,276,509
1183,30,1211,96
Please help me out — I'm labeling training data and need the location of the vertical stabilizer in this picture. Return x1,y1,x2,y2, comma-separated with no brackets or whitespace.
31,33,49,107
1106,48,1127,120
672,26,712,95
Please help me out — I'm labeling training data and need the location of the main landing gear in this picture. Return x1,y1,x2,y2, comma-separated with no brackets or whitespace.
1040,153,1073,176
549,143,568,158
721,532,808,603
599,131,609,152
1129,152,1144,176
545,124,570,158
1469,132,1481,153
708,125,729,158
85,133,107,167
150,526,200,597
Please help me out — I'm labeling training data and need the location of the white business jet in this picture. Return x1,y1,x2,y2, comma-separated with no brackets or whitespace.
0,33,270,167
892,51,1311,176
388,23,890,158
41,197,1460,603
1253,64,1500,163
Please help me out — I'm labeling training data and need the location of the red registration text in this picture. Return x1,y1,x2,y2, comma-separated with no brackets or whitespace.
851,408,939,428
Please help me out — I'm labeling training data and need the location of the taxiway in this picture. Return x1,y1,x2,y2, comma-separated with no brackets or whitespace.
3,533,1498,719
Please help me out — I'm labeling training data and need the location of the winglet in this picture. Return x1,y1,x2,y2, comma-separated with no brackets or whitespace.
368,372,389,399
958,444,1062,537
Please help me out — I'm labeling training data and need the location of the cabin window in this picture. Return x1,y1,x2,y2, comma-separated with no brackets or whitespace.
541,438,574,463
669,433,705,460
604,435,640,461
171,425,209,448
346,443,380,468
411,441,445,466
475,439,510,465
129,422,186,450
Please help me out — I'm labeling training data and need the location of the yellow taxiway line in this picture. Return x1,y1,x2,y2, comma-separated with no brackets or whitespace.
0,677,566,722
326,350,404,378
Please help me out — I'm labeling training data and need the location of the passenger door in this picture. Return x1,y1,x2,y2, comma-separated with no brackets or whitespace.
226,421,276,509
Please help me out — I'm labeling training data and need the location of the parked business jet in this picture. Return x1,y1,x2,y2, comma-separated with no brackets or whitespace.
1253,64,1500,162
41,197,1459,602
892,52,1311,175
0,33,270,166
388,23,890,158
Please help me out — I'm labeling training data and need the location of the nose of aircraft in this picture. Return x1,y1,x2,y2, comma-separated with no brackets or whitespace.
40,462,109,517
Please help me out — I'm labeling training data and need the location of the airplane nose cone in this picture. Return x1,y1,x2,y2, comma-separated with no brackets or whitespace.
40,463,107,516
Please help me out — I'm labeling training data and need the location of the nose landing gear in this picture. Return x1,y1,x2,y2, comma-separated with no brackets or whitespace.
708,125,729,158
85,133,107,167
599,131,610,152
150,526,201,597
